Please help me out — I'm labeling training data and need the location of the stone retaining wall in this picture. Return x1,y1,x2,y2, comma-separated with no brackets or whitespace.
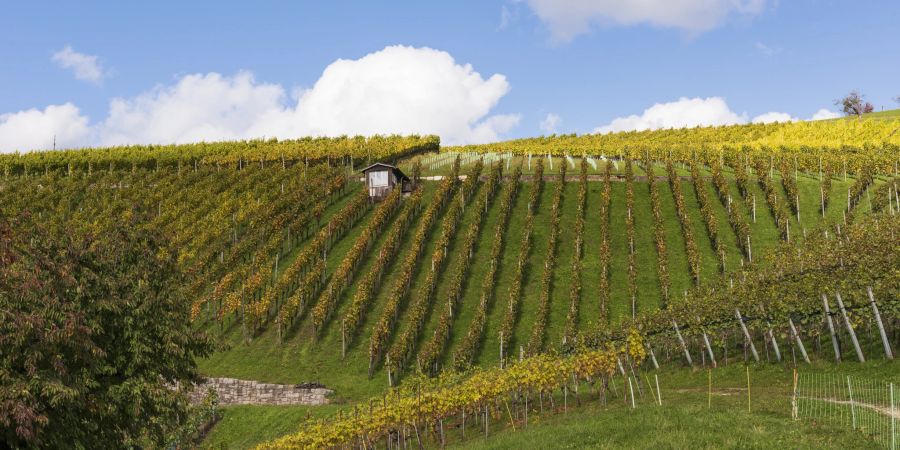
189,378,332,406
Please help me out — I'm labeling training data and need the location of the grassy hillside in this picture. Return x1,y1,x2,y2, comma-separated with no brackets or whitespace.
194,154,878,402
1,121,895,449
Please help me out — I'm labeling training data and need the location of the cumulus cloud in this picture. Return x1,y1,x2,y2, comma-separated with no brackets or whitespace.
52,45,107,84
594,98,847,134
811,108,841,121
0,104,92,152
98,72,286,146
277,45,519,145
525,0,767,42
751,111,796,123
594,97,747,134
1,45,518,152
539,113,561,134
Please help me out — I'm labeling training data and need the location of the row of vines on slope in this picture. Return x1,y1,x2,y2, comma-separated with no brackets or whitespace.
418,161,503,374
369,158,462,376
386,160,485,376
451,165,523,370
525,163,566,355
562,159,587,343
498,160,544,361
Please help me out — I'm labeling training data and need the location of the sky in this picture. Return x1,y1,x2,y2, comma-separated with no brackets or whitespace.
1,0,898,152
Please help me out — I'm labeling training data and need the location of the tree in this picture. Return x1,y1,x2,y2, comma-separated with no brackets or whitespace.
0,212,213,449
835,90,874,119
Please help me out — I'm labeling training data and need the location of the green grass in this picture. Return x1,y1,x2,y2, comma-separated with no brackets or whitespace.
511,180,556,352
201,404,340,449
477,180,531,367
203,360,900,449
607,182,630,322
577,181,604,328
632,178,662,314
447,361,900,449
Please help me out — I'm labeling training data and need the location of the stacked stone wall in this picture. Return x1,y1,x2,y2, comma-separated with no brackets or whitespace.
189,378,332,406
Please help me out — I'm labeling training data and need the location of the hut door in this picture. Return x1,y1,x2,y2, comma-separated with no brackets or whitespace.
369,170,389,197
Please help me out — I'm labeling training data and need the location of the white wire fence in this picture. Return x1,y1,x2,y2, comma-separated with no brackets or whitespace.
793,372,897,449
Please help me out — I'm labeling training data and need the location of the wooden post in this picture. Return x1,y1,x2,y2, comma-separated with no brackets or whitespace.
499,332,504,368
822,294,841,362
752,194,756,223
791,369,798,420
835,292,865,363
735,309,760,362
672,320,693,366
788,318,810,364
867,287,894,360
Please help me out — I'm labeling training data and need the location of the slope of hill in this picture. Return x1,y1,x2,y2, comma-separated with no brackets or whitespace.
1,118,897,448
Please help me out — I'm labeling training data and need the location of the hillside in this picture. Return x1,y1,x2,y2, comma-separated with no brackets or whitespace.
1,117,898,448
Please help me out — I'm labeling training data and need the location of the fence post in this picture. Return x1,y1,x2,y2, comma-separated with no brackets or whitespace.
890,382,895,450
822,294,842,362
835,292,865,363
848,376,857,430
867,287,894,360
735,309,760,362
791,369,798,420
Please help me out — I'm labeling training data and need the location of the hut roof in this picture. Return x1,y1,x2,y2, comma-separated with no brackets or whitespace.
359,163,410,181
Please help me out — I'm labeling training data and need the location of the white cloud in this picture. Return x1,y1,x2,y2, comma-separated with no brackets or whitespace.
1,45,518,152
539,113,562,134
0,104,92,152
276,45,518,145
594,97,746,134
525,0,768,42
498,5,513,31
751,111,795,123
593,99,849,135
810,108,841,121
98,71,286,146
52,45,107,85
754,41,781,56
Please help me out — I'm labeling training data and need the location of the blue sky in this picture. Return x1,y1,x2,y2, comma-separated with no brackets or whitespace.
1,1,898,151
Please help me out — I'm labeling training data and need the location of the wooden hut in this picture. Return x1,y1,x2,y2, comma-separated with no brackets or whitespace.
360,163,410,200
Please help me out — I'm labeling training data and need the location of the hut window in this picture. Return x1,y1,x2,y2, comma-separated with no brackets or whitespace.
369,171,389,187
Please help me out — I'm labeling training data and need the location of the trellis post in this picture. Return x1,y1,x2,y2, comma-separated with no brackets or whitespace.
735,309,759,362
787,318,810,364
835,292,865,363
867,287,893,360
822,294,841,362
767,325,781,362
672,320,693,366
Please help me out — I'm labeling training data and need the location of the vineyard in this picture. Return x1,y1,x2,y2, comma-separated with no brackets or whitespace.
2,117,899,449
